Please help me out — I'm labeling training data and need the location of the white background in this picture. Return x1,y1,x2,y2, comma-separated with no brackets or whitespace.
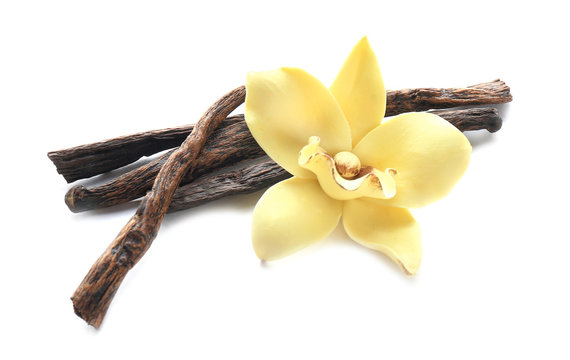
1,1,569,359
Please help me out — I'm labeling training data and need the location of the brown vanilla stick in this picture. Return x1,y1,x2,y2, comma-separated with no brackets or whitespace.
168,157,289,212
65,107,502,213
71,86,246,328
65,119,265,212
48,80,511,183
386,79,512,115
429,107,502,132
48,116,243,183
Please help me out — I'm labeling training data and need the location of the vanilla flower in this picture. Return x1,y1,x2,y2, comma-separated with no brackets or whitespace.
244,37,471,274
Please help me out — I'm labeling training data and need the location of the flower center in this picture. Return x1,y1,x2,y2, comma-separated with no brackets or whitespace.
334,151,361,179
298,136,397,201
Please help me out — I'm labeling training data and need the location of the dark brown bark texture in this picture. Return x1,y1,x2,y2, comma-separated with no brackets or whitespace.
386,79,511,115
64,107,502,213
48,80,511,183
48,116,243,183
71,86,246,329
168,157,289,212
429,107,502,133
65,118,266,212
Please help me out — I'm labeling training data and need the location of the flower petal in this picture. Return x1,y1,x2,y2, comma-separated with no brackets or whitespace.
343,198,422,275
251,177,343,261
353,112,471,208
245,68,352,178
330,36,386,147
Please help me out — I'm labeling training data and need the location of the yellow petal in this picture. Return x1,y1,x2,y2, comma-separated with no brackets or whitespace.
298,136,396,201
343,198,422,275
330,36,386,147
353,112,471,208
245,68,352,178
251,177,342,261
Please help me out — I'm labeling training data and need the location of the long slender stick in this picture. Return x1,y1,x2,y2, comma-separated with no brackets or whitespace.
65,107,502,212
168,157,289,212
48,80,511,183
71,86,246,328
65,119,265,212
48,116,243,183
429,107,502,132
386,79,512,115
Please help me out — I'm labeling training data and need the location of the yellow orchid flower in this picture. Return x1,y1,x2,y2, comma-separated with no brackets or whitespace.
244,37,471,275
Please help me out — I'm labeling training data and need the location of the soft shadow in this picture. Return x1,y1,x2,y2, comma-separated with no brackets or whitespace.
293,223,421,279
464,130,496,148
161,190,264,228
372,251,421,281
77,320,100,334
330,225,421,280
494,102,511,122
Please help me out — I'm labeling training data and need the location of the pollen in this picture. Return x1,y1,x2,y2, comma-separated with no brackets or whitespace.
333,151,361,179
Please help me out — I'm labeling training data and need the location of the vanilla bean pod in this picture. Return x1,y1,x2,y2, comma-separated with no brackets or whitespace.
168,157,289,212
429,107,502,132
65,119,265,212
71,86,246,328
48,116,243,183
48,80,511,182
386,79,511,114
65,107,502,213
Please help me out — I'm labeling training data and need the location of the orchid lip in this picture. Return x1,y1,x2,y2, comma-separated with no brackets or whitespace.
298,136,397,201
